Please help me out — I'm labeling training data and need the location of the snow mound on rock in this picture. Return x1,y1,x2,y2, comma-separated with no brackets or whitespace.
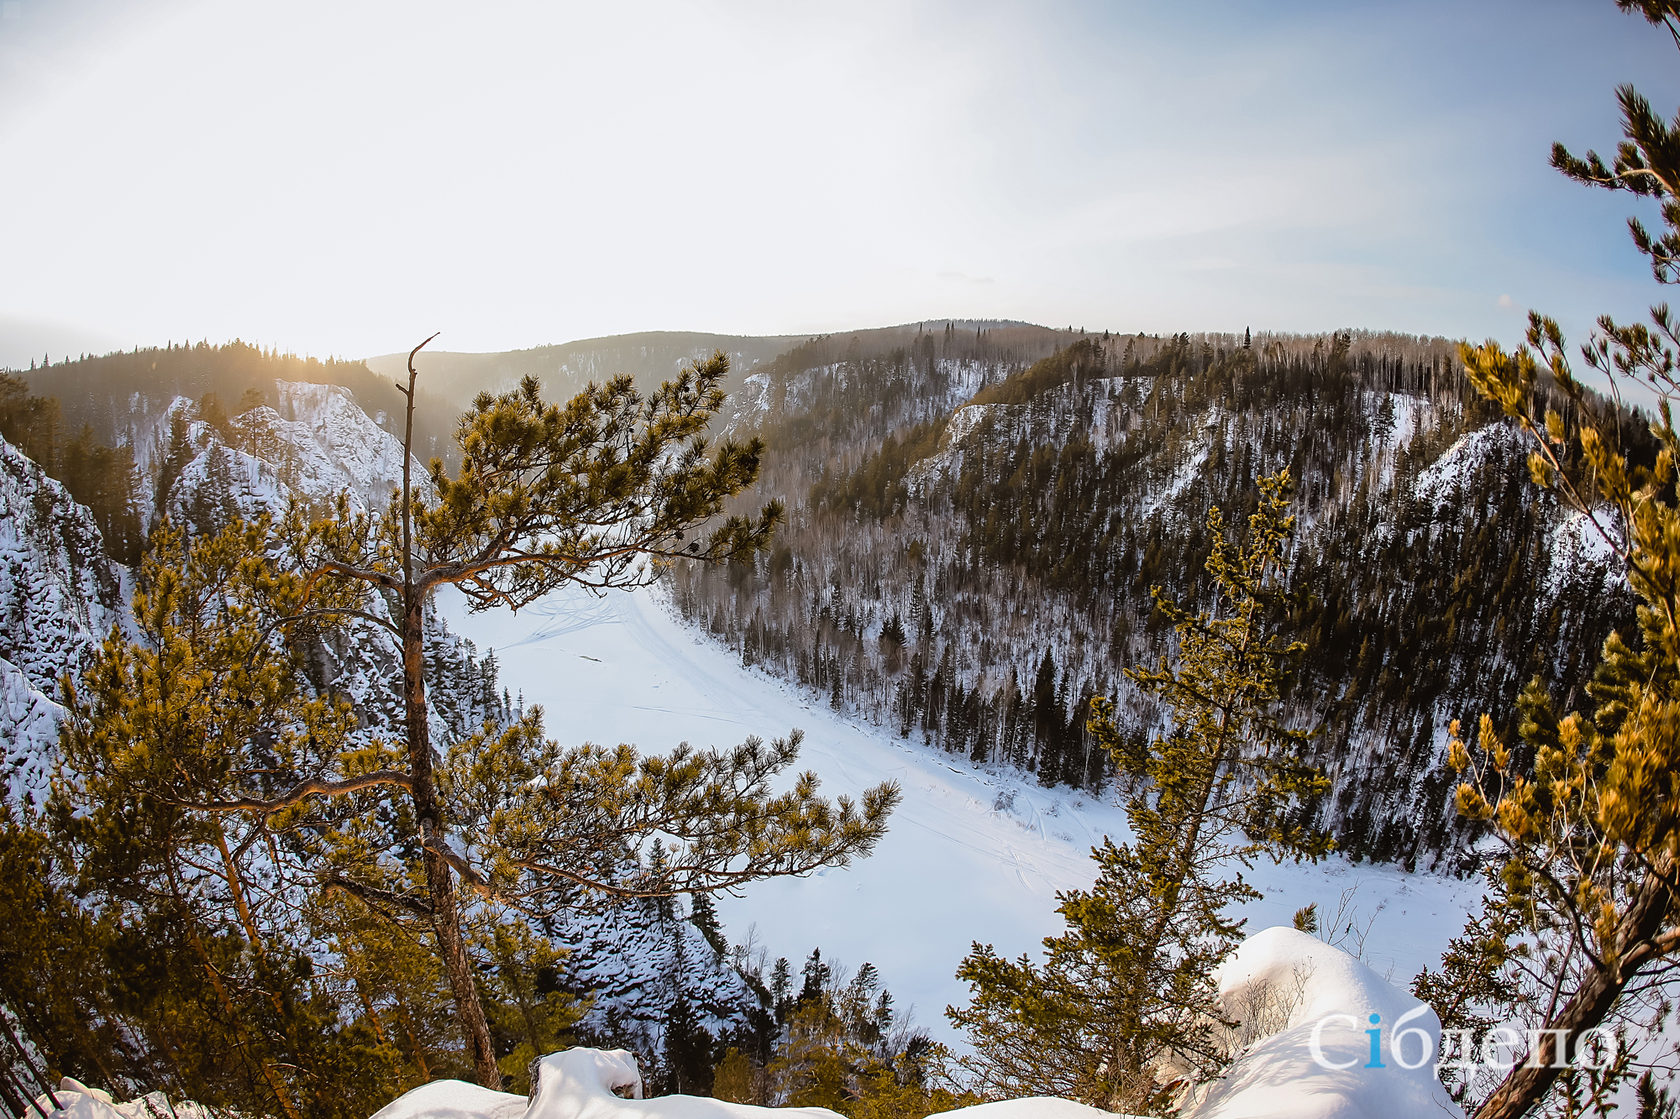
23,1076,219,1119
1184,926,1462,1119
368,1078,529,1119
934,1100,1114,1119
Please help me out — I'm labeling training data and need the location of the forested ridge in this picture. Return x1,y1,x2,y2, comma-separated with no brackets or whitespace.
6,325,1632,870
671,325,1635,867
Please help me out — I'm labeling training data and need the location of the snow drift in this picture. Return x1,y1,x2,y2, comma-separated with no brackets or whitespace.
1183,926,1463,1119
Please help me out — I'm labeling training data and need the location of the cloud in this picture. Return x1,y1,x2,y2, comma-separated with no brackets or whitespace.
0,1,1657,356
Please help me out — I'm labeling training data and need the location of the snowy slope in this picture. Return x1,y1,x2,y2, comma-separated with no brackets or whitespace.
438,583,1482,1048
1411,424,1525,512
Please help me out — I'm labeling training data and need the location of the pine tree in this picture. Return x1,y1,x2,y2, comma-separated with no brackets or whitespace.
479,917,583,1091
661,985,714,1096
62,343,900,1091
798,948,831,1009
711,1047,756,1104
0,803,124,1105
771,1000,856,1111
949,470,1328,1113
187,440,236,536
1433,6,1680,1115
770,957,794,1025
60,423,142,564
0,370,61,469
758,952,977,1118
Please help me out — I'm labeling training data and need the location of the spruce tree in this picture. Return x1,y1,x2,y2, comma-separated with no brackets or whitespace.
689,891,727,957
948,470,1328,1114
154,408,194,519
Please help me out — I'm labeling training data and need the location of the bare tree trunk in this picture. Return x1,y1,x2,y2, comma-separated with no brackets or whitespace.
403,580,502,1088
393,335,501,1089
1475,873,1671,1119
0,1007,57,1117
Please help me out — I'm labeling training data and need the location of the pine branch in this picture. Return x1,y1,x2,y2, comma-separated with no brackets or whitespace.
188,770,413,816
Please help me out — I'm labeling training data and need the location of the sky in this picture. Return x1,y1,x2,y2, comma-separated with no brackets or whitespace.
0,0,1673,366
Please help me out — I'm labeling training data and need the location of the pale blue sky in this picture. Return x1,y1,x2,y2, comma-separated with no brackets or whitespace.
0,0,1672,365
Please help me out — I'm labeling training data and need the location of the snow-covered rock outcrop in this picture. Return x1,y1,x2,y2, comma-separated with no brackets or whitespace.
0,432,124,686
270,381,415,513
1183,926,1463,1119
551,895,761,1051
0,431,126,803
152,380,421,526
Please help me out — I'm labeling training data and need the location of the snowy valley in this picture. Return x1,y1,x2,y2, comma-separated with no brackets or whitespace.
0,330,1648,1119
438,579,1479,1054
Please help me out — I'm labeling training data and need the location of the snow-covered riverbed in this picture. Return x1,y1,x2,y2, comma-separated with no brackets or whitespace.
437,582,1480,1044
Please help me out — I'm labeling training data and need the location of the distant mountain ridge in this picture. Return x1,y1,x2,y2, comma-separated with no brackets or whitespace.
362,323,1068,464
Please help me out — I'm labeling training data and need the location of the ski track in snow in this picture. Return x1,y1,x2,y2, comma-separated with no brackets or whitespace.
439,583,1483,1048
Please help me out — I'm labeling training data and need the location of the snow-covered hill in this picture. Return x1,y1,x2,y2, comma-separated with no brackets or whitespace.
438,582,1481,1049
